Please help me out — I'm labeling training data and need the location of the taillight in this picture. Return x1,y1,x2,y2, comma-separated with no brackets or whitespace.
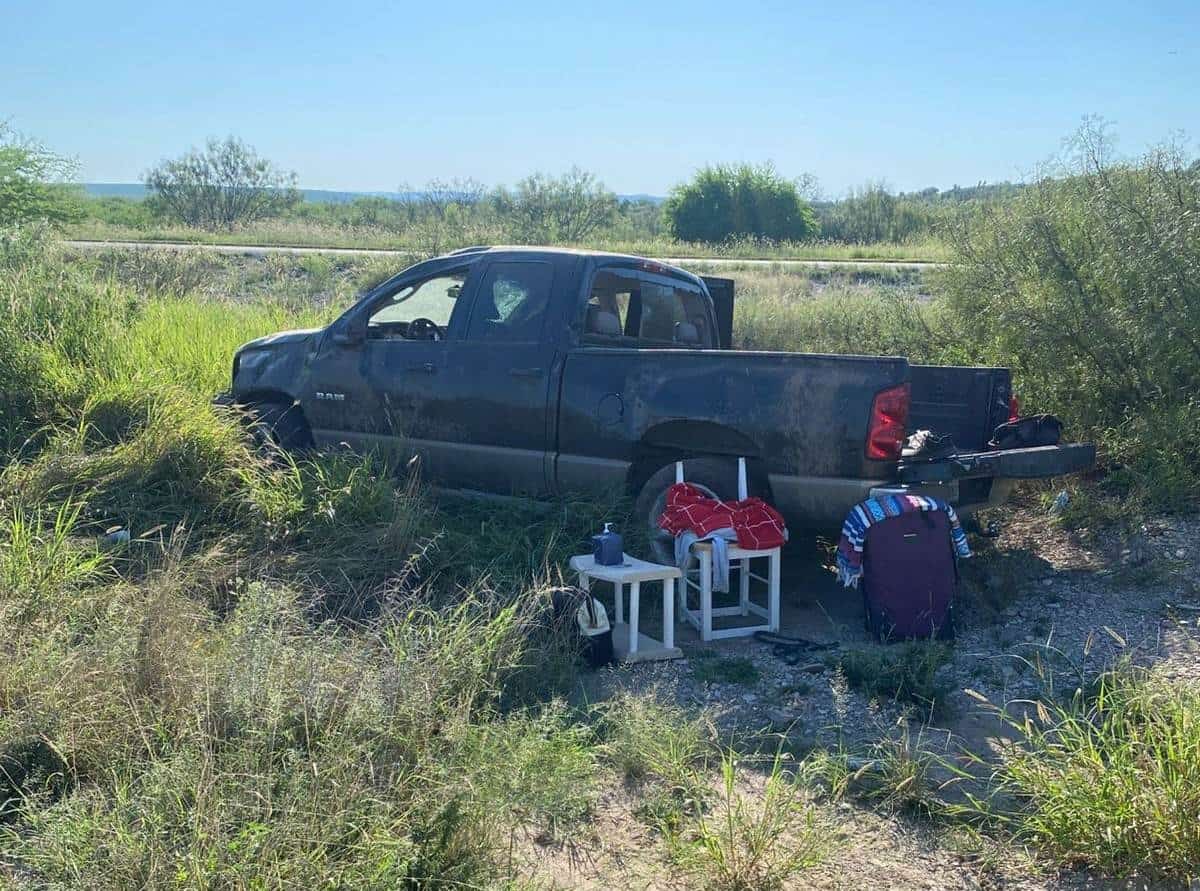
1008,394,1020,422
866,383,911,461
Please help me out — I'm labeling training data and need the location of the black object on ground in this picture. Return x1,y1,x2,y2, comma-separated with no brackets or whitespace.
550,586,614,668
754,630,836,650
755,630,838,666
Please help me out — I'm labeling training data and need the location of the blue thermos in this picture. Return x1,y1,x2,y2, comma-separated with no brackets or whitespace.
593,523,623,566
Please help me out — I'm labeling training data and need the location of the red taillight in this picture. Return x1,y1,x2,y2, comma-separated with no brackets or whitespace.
866,383,911,461
1008,394,1020,422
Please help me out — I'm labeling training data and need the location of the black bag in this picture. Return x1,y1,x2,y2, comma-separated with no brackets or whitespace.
988,414,1062,450
861,510,957,642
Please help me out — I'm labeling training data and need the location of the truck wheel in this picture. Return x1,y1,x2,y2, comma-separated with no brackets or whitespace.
635,457,745,565
244,400,312,454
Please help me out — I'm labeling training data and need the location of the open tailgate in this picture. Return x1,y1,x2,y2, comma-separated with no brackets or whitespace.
897,443,1096,484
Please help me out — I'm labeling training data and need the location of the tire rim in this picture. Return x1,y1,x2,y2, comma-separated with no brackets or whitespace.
648,478,721,564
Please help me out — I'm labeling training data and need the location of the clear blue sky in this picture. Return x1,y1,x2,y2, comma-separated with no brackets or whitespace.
5,0,1198,197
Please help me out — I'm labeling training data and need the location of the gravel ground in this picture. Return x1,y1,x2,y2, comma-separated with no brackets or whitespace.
584,506,1200,751
563,503,1200,890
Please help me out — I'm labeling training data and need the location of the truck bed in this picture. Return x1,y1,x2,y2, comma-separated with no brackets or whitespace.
555,347,909,492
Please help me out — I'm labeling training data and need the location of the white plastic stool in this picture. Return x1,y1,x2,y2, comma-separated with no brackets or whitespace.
675,458,782,641
569,553,682,662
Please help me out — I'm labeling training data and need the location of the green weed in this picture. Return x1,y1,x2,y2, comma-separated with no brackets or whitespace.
597,692,712,829
835,641,953,712
692,653,761,686
669,750,826,891
965,669,1200,879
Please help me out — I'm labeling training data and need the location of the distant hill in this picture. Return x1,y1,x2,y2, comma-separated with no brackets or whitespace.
83,183,665,205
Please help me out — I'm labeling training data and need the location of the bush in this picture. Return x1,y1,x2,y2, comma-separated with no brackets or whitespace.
817,182,946,243
144,136,300,230
493,167,618,243
0,124,81,229
663,163,818,244
941,123,1200,509
836,641,953,711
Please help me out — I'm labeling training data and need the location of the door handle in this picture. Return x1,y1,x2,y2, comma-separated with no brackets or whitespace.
406,362,436,374
509,367,543,378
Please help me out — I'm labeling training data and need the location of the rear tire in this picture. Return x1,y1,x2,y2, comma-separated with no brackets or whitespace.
244,400,312,454
634,457,750,565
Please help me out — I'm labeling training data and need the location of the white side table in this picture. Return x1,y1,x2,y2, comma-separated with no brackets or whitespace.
569,553,682,663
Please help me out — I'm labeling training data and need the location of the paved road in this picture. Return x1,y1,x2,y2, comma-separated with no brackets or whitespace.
63,239,945,270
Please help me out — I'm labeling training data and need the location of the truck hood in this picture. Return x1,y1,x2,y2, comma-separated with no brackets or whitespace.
238,327,323,352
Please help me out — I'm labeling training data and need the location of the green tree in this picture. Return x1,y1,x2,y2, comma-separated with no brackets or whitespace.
818,182,949,243
144,137,299,229
0,124,81,229
662,163,818,243
493,167,617,243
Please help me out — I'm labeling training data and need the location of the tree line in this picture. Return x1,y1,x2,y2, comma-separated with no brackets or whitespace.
6,128,1023,246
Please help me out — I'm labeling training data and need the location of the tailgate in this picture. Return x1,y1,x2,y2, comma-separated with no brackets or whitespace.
897,443,1096,484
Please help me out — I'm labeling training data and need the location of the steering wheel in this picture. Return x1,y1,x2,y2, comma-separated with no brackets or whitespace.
407,318,443,341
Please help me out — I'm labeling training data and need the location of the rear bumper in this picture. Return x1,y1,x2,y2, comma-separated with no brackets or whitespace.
896,443,1096,484
768,474,986,530
769,442,1095,531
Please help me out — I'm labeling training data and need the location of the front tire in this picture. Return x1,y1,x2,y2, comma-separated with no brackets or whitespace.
244,400,312,454
634,457,747,565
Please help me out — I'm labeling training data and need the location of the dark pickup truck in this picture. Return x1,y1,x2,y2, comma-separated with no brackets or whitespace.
222,246,1093,557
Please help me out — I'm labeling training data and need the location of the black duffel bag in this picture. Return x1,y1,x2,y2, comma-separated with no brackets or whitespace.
988,414,1062,450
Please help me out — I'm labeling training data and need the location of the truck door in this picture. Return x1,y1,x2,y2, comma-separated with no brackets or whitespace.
428,257,560,494
302,263,477,462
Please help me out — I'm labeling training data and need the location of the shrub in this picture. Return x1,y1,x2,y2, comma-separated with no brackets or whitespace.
0,124,81,229
144,136,300,229
817,182,947,243
492,167,618,243
663,163,818,244
941,122,1200,509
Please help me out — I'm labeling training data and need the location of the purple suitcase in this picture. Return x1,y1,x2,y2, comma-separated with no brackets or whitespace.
861,509,957,641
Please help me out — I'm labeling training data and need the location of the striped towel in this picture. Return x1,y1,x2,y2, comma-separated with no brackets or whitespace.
836,495,970,588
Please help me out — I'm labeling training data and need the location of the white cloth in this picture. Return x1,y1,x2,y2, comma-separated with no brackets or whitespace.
675,528,737,593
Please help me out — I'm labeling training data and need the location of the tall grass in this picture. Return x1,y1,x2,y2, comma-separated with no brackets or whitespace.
966,668,1200,879
0,232,609,885
669,751,826,891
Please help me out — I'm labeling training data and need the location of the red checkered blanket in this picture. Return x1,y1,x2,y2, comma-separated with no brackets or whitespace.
657,483,788,550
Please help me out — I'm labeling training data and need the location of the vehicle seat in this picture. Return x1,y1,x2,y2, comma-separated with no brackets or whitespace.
674,321,700,345
585,306,622,337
